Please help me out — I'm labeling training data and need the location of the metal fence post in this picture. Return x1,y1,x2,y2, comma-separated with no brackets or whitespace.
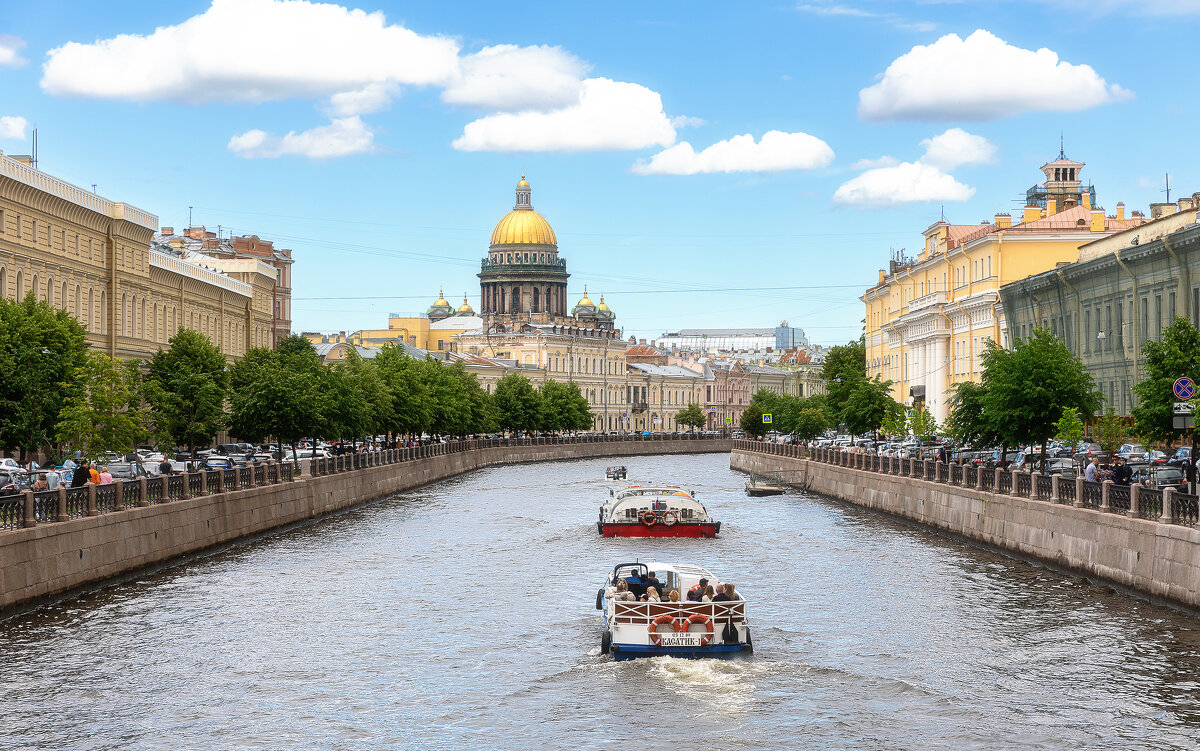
1074,477,1085,508
1162,487,1176,523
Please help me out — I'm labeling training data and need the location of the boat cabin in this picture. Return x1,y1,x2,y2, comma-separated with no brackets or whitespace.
603,486,709,523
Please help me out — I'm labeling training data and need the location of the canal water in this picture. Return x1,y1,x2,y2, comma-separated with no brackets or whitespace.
2,453,1199,750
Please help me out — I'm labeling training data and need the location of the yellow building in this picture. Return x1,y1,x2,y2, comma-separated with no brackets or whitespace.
862,154,1146,422
0,150,276,362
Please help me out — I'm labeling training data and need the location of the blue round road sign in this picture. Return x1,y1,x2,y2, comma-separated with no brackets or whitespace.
1174,377,1195,400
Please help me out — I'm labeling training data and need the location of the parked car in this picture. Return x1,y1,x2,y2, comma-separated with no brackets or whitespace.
204,455,235,471
1116,444,1150,463
1044,458,1078,478
1133,466,1188,491
1072,442,1110,466
107,462,151,480
0,468,30,492
1168,446,1193,470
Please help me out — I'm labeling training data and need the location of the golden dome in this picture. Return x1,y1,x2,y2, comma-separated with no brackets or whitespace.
517,171,530,188
490,209,557,246
458,295,474,313
433,288,449,307
577,285,593,307
597,295,610,312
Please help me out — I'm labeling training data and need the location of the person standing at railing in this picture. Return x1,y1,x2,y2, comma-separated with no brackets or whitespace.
1113,457,1132,486
158,458,173,476
98,467,113,485
70,460,90,488
1085,457,1099,483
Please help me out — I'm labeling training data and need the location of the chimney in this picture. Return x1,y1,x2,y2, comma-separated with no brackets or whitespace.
639,338,647,345
160,227,174,235
1090,208,1105,232
994,213,1012,229
878,269,887,284
1046,196,1058,216
1023,205,1041,224
1116,202,1126,221
1082,192,1091,209
1150,203,1179,220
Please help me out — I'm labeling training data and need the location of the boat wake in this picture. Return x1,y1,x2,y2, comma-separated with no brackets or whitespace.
644,655,767,713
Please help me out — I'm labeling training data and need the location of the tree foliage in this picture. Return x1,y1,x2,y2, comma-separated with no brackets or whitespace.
0,292,89,460
56,351,148,457
228,344,325,459
739,389,780,437
1132,317,1200,443
674,402,707,432
1053,406,1085,447
541,379,593,432
909,406,939,441
143,329,229,455
945,380,999,448
493,373,543,433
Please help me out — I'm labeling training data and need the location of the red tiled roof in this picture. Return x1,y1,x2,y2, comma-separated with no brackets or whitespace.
625,345,662,356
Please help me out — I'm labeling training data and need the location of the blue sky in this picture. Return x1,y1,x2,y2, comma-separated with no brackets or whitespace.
2,0,1198,345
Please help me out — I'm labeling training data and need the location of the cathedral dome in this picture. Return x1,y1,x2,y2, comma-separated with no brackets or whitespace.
490,173,557,246
457,295,475,314
597,295,610,312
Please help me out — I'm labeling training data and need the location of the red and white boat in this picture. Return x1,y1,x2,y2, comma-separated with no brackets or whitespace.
597,486,720,538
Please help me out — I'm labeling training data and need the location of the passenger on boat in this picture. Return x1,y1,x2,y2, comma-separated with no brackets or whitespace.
712,584,733,603
606,580,636,602
643,587,661,602
700,585,716,602
726,583,743,601
667,590,680,602
686,578,709,601
643,571,664,596
625,571,645,598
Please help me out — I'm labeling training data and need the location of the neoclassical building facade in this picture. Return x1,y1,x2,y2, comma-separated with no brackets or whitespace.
0,150,276,361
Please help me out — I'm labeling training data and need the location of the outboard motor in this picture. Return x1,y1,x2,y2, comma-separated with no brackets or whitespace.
722,616,738,645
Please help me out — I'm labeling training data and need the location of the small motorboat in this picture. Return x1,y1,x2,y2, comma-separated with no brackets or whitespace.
596,561,752,660
598,486,720,538
605,465,627,480
745,478,785,497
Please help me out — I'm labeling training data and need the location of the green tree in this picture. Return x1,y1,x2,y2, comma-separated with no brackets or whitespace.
1095,408,1126,457
945,380,999,448
909,405,939,441
324,363,369,447
493,373,543,434
1053,406,1085,448
228,345,326,463
375,344,432,438
674,402,707,432
1132,317,1200,445
337,347,392,443
981,328,1102,470
879,403,908,438
790,407,829,441
540,379,592,432
143,329,229,456
821,339,866,429
841,377,897,437
0,292,89,460
740,389,782,437
56,351,148,457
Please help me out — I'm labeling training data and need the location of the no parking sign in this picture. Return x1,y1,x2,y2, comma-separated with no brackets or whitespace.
1174,377,1195,400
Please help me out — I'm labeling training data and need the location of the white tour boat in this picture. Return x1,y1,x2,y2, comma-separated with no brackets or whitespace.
595,561,752,660
598,486,721,538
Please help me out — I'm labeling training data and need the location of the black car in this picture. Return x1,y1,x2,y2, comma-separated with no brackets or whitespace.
1168,446,1193,469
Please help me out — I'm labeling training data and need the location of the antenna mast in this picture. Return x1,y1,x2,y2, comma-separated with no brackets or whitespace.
31,128,37,169
1164,173,1171,204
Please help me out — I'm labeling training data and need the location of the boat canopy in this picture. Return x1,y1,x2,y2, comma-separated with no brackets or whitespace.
605,486,708,522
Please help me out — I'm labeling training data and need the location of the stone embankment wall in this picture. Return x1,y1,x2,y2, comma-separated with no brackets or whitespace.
732,442,1200,610
0,436,730,615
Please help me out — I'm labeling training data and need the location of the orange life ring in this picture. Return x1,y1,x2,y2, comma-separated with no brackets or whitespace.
648,613,682,644
660,510,679,526
640,510,657,526
682,613,714,645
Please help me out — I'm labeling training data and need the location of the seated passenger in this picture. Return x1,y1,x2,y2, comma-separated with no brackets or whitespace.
624,570,645,598
643,571,664,596
725,583,743,601
643,587,661,602
700,585,716,603
712,584,733,602
605,580,636,602
686,577,709,601
668,590,680,602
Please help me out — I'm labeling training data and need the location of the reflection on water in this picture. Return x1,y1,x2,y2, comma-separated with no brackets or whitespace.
2,453,1199,750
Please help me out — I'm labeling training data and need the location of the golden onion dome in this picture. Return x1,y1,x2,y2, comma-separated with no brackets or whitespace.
577,285,594,307
458,296,474,313
433,288,449,307
490,209,557,246
517,172,530,188
597,295,610,312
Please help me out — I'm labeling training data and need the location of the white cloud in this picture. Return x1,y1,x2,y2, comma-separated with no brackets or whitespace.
40,0,460,103
858,29,1133,121
919,127,996,169
835,128,992,207
669,115,706,129
834,161,974,207
442,44,588,111
796,2,934,32
850,155,898,169
227,116,374,158
0,116,28,140
324,82,398,117
0,35,26,68
632,130,834,175
452,78,675,152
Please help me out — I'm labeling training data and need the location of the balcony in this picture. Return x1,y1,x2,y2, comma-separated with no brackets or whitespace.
907,289,947,312
480,258,567,273
631,401,648,413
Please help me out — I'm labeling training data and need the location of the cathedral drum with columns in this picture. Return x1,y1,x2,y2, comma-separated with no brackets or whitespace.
479,174,570,319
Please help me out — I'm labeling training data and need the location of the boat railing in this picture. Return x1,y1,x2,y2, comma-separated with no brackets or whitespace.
612,600,746,624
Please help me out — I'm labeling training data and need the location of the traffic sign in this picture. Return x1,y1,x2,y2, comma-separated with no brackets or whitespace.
763,413,772,424
905,408,915,419
709,406,717,413
1174,377,1196,400
725,417,732,425
1175,402,1197,414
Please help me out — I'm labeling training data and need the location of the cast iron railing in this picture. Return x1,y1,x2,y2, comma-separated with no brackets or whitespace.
1109,485,1131,514
1174,493,1199,525
1139,487,1163,520
0,493,22,529
1081,481,1102,508
1057,478,1076,505
95,484,118,513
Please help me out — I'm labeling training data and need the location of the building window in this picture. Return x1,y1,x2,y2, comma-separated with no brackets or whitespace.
1139,297,1148,343
1169,290,1177,324
1084,309,1091,355
1155,294,1163,339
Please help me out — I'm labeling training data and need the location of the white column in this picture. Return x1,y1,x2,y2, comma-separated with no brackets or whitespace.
932,336,948,422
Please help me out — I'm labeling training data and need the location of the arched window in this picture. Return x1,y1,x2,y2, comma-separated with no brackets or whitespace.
151,305,157,342
512,286,521,312
46,278,53,307
533,287,540,312
61,282,66,309
121,293,127,335
31,274,39,301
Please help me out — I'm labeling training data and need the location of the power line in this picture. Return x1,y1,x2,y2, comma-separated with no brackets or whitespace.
294,283,868,301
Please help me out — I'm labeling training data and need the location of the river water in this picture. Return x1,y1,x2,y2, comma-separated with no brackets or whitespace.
2,453,1199,750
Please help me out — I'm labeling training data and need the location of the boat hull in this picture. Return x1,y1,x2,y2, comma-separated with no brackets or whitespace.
598,521,721,538
610,642,750,660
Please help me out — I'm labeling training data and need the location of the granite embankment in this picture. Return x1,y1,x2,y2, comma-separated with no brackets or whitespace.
0,435,730,615
733,441,1200,609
